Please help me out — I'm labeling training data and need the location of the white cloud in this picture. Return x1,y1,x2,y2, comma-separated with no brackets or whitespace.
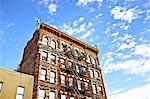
108,83,150,99
88,21,93,27
121,34,132,41
80,28,95,39
48,3,57,14
62,17,94,36
104,58,150,74
73,17,84,27
7,23,15,28
38,0,49,5
77,0,103,6
104,43,150,74
117,41,137,51
79,17,84,21
112,32,119,37
89,38,94,42
133,44,150,57
111,6,140,23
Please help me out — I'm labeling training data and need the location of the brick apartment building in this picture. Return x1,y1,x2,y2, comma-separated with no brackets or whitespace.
17,22,107,99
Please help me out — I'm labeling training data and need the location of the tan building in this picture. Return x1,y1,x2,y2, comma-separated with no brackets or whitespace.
17,22,107,99
0,68,34,99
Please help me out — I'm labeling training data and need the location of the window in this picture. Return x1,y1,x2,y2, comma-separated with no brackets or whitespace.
98,86,103,95
69,78,73,87
61,75,65,84
39,89,45,99
68,61,72,67
76,65,79,73
60,58,65,64
75,50,78,58
87,97,92,99
82,66,86,72
84,82,88,90
86,55,90,63
51,54,56,64
0,82,3,92
90,57,95,65
41,51,48,61
42,37,48,45
90,69,94,78
70,96,74,99
60,43,64,49
16,86,25,99
60,58,65,68
61,94,66,99
50,71,56,83
77,80,81,90
49,91,55,99
68,47,72,52
95,71,99,79
92,85,96,94
40,69,46,80
51,40,56,49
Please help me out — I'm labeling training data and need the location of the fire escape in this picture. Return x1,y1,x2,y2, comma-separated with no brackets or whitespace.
64,45,87,99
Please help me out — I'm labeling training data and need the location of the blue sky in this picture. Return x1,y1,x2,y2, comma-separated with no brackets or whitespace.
0,0,150,98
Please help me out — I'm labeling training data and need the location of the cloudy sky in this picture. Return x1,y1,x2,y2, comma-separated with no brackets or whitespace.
0,0,150,98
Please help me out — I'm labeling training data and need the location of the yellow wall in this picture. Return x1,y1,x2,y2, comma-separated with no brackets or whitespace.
0,68,34,99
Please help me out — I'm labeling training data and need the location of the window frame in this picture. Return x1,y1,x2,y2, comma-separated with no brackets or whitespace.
40,68,46,81
76,65,80,73
51,54,56,64
77,80,81,90
16,86,25,99
42,36,48,45
51,40,56,49
41,51,48,61
95,71,99,79
49,91,55,99
39,89,45,99
90,69,94,78
61,74,65,84
61,93,66,99
69,77,73,87
50,71,56,83
92,84,97,94
0,82,3,92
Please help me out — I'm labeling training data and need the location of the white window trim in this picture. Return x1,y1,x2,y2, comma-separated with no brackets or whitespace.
16,86,25,99
92,85,96,94
39,89,45,99
42,36,48,45
51,54,56,64
61,75,65,84
49,91,55,99
0,82,3,92
61,94,66,99
77,80,81,90
51,40,56,49
50,71,56,83
40,69,46,81
90,69,94,78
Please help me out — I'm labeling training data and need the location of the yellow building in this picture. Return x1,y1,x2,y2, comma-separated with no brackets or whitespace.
0,68,34,99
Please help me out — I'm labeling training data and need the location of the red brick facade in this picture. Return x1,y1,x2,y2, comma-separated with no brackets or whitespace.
17,22,107,99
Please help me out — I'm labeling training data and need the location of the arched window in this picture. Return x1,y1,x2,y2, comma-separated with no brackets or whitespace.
86,55,90,63
68,47,72,52
61,43,64,49
91,57,95,65
75,50,78,58
90,69,94,78
42,36,48,45
51,40,56,49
